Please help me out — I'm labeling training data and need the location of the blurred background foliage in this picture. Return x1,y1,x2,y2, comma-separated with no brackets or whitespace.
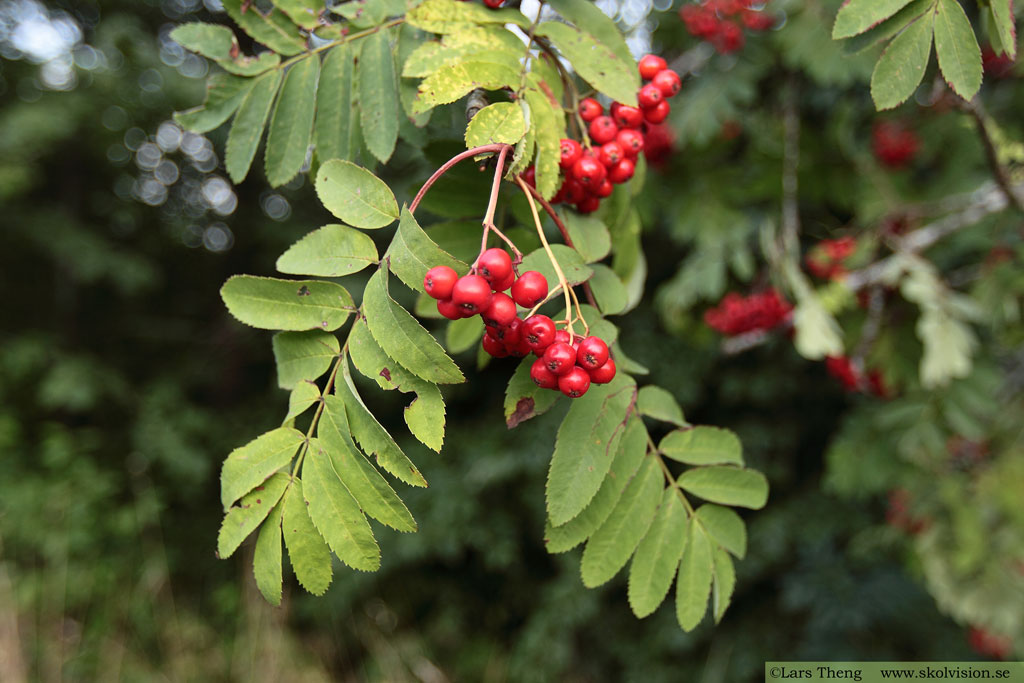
0,0,1021,680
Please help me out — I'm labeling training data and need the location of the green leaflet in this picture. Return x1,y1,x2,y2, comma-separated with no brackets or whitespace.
990,0,1016,58
832,0,916,39
221,426,305,509
285,380,321,422
446,316,483,355
222,0,306,56
627,488,688,619
362,268,464,385
841,0,935,54
253,499,284,605
870,11,934,110
465,102,526,148
695,504,747,559
535,21,638,106
545,416,647,553
220,275,354,331
347,318,446,452
564,213,611,263
314,160,400,229
282,480,333,595
402,25,524,78
675,518,713,631
504,354,562,429
637,385,686,427
217,472,290,559
660,426,743,466
265,54,320,187
225,69,282,184
271,330,339,390
711,547,736,623
170,22,235,60
316,44,356,163
412,60,521,114
406,0,528,33
933,0,982,101
588,265,628,317
302,442,381,571
336,357,428,487
277,224,379,278
580,456,663,588
174,72,254,134
522,87,563,201
677,466,769,510
271,0,322,29
519,245,592,289
315,405,418,532
546,0,635,73
546,373,636,527
385,208,469,293
218,52,282,77
359,30,400,163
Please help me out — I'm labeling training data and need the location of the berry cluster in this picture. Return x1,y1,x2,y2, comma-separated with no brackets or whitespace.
872,121,919,168
550,54,682,214
703,289,792,336
806,236,857,280
967,626,1012,660
824,355,888,397
423,249,616,399
680,0,776,55
982,46,1015,79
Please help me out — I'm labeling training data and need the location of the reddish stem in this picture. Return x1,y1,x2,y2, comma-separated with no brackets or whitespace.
409,143,513,215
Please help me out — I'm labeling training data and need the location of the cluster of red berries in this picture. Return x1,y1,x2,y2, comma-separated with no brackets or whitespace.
872,121,919,168
824,356,889,397
806,236,857,280
422,249,616,399
704,289,793,336
968,626,1013,660
550,54,682,214
982,47,1015,78
680,0,776,54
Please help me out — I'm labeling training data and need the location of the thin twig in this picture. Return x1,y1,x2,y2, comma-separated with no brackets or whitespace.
959,98,1024,213
409,143,512,214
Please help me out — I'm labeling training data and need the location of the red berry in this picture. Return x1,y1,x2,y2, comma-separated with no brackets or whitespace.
715,21,745,53
492,269,515,292
608,158,635,184
483,0,504,7
643,99,670,124
510,270,548,308
482,333,509,357
521,165,536,188
482,292,517,328
595,179,613,198
612,104,644,129
588,116,619,145
599,141,625,167
559,366,592,398
576,336,609,370
437,298,462,320
576,196,601,214
543,342,577,375
530,357,559,389
522,314,556,352
588,357,616,384
451,274,492,315
553,329,571,345
638,83,663,109
571,156,606,187
651,69,681,98
508,335,532,357
579,97,603,122
559,138,583,169
487,316,522,346
423,265,458,300
638,54,668,80
616,128,644,157
476,247,512,285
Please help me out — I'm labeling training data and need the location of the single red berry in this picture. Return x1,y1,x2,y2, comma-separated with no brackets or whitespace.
612,104,644,129
576,336,610,370
599,141,625,167
476,247,513,284
638,83,663,109
483,0,504,8
543,342,577,375
522,314,556,352
530,357,559,389
638,54,668,80
423,265,458,300
521,165,536,188
643,99,670,124
616,128,644,157
589,116,619,145
577,196,601,214
559,366,592,398
482,292,517,328
608,158,635,184
510,270,548,308
559,138,583,169
482,333,509,358
651,69,681,98
572,156,607,186
588,357,616,384
492,269,515,292
508,334,532,357
437,298,462,320
553,329,571,345
451,274,492,315
595,179,614,198
579,97,603,122
487,316,522,346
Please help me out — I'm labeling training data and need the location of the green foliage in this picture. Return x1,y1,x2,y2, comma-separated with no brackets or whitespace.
315,159,400,229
